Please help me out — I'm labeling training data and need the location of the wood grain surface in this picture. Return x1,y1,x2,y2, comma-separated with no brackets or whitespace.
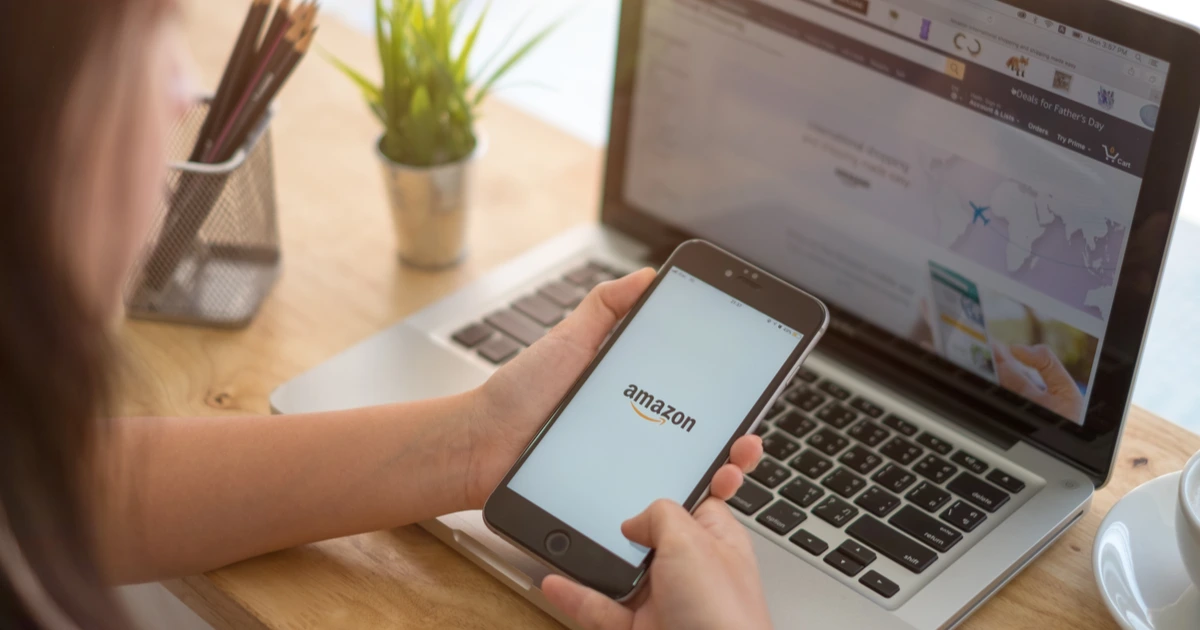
118,2,1200,628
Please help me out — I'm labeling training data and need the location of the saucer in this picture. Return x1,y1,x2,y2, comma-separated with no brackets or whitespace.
1094,471,1200,630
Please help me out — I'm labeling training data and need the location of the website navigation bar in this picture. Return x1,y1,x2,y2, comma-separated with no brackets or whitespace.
688,0,1154,176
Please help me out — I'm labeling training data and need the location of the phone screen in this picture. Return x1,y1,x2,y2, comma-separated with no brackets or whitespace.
508,267,804,565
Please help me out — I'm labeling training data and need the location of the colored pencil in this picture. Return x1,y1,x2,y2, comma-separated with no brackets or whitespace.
190,0,271,162
209,10,318,163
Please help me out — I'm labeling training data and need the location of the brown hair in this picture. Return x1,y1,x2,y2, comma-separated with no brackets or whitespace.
0,2,167,627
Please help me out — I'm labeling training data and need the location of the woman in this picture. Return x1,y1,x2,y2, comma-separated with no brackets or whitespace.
0,3,773,629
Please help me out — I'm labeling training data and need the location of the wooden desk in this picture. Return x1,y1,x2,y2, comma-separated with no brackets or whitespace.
121,2,1200,628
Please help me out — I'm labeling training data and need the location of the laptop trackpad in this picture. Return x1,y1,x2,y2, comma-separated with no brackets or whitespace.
270,323,491,414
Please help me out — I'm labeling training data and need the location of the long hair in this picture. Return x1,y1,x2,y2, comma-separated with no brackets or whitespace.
0,2,167,627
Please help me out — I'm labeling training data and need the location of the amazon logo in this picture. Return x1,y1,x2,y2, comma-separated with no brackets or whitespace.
623,384,697,433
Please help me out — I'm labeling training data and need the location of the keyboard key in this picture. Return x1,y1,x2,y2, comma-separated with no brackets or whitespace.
807,428,850,456
538,280,585,308
564,265,613,289
727,480,773,515
839,445,883,475
513,294,565,327
847,420,890,448
906,481,952,512
789,529,828,555
586,260,621,275
749,459,791,489
821,468,867,498
780,477,825,508
847,515,938,574
849,396,885,418
914,455,958,484
879,436,924,465
813,495,859,528
756,500,807,535
485,309,545,346
790,450,834,479
950,450,988,475
882,413,919,436
916,432,954,455
478,335,521,364
837,539,877,566
762,433,800,462
947,473,1010,513
817,380,852,400
753,422,770,437
987,469,1026,493
795,366,820,383
872,463,917,493
889,505,963,553
824,550,865,577
860,571,900,598
941,500,987,533
785,387,826,412
815,403,858,429
451,322,493,348
767,401,786,419
855,486,901,517
776,411,817,438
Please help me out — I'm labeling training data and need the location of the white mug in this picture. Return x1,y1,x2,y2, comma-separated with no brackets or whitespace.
1178,450,1200,588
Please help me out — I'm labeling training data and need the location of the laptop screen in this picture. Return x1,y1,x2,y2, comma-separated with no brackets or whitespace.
614,0,1174,468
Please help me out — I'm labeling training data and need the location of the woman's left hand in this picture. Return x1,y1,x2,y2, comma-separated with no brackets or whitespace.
462,268,764,508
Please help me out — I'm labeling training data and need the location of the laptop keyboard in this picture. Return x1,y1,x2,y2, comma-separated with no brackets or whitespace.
730,367,1027,603
449,260,626,364
445,257,1032,607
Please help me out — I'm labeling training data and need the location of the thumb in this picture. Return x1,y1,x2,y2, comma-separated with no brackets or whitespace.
692,498,753,551
621,499,697,549
542,575,633,630
551,268,656,353
1009,345,1075,392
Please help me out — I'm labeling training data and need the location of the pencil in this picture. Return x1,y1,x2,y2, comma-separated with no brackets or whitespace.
207,7,317,162
219,26,319,161
255,0,293,68
201,5,305,162
190,0,271,162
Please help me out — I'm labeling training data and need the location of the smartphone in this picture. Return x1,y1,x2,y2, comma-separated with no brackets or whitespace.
483,240,829,600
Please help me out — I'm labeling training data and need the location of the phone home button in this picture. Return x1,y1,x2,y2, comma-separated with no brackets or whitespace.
545,531,571,556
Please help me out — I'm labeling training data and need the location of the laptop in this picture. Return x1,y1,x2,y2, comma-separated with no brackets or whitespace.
271,0,1200,626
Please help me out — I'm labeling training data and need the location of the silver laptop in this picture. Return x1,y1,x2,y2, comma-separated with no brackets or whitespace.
272,0,1200,626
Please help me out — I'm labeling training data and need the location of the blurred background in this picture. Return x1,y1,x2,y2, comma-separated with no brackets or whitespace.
320,0,1200,431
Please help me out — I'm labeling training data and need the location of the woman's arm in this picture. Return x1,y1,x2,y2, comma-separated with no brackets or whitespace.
98,270,762,586
97,270,659,585
100,393,482,584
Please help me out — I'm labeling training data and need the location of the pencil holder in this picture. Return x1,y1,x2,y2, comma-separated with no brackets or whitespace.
124,99,280,328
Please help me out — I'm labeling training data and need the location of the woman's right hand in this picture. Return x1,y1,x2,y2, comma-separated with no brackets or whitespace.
542,498,773,630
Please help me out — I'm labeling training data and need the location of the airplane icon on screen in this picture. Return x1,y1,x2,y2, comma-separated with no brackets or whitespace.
970,201,991,225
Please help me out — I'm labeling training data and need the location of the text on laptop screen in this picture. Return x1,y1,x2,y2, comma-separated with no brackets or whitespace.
621,0,1171,427
509,267,801,565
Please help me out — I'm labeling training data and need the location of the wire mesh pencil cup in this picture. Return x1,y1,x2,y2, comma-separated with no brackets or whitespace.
125,99,281,328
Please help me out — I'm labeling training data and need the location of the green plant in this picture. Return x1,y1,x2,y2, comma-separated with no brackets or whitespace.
328,0,556,167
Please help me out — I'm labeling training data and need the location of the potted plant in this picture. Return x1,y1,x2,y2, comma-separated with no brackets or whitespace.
329,0,555,268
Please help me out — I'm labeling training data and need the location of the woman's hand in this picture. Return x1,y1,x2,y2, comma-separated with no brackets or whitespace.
463,268,762,508
542,498,773,630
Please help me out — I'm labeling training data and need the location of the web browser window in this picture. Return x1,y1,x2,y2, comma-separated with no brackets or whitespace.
623,0,1170,426
509,268,802,565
